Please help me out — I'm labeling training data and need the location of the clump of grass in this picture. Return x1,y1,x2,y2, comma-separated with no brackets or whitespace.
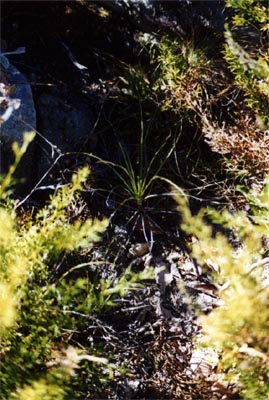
88,105,181,244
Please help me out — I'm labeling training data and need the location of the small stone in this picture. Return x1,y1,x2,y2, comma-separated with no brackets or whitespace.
129,242,149,258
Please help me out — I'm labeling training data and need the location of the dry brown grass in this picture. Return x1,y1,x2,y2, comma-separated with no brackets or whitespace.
202,113,269,177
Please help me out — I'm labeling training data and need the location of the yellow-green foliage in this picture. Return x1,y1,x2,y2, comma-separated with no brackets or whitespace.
0,132,36,330
0,143,107,335
15,379,65,400
0,133,154,400
158,38,208,111
224,0,269,123
174,178,269,399
195,1,269,179
141,35,209,111
226,0,269,28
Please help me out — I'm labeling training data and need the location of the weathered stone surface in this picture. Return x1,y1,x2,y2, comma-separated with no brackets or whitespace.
0,64,36,145
0,64,97,194
0,64,36,193
35,88,96,185
88,0,225,35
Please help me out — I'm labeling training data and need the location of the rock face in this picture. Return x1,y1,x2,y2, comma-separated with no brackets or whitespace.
91,0,225,35
0,64,36,193
0,64,36,145
0,65,96,195
35,88,96,186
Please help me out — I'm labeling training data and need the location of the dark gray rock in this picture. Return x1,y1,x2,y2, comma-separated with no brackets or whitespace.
0,64,36,146
0,64,36,193
0,65,97,196
34,88,96,185
89,0,225,36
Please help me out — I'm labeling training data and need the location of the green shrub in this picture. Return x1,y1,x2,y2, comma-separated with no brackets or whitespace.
141,34,210,113
0,133,154,400
173,177,269,399
196,0,269,179
226,0,269,28
224,0,269,123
